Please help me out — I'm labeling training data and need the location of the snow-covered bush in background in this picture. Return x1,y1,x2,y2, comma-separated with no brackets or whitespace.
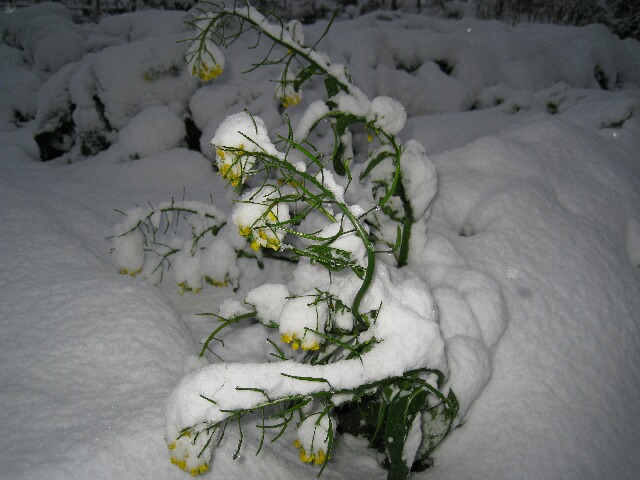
28,7,198,161
475,0,640,41
119,105,186,159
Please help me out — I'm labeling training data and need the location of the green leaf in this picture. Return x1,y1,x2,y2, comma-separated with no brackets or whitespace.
360,150,394,180
324,76,341,98
385,388,428,480
294,65,318,90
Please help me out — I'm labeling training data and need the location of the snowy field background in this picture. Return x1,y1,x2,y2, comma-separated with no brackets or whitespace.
1,2,640,479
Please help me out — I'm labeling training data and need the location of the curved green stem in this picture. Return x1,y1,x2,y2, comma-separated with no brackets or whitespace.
261,149,376,322
199,311,257,357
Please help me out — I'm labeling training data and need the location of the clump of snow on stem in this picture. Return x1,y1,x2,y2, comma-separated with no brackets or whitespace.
112,222,145,275
401,139,437,218
316,168,345,203
369,96,407,135
279,294,327,351
245,283,290,327
317,211,369,267
294,100,329,141
285,19,304,45
232,185,289,251
211,112,282,186
294,411,333,465
276,65,302,108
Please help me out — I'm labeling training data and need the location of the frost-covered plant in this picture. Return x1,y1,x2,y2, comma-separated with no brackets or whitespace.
112,200,238,293
184,0,426,268
113,2,455,478
153,3,456,479
165,109,457,480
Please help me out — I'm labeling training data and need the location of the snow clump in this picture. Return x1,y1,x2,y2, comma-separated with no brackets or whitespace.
211,111,283,186
119,105,186,160
231,185,290,252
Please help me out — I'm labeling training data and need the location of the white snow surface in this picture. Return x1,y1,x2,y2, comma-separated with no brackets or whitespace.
1,3,640,480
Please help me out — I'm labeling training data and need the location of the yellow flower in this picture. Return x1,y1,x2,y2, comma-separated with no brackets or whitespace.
281,93,302,108
216,145,247,186
192,62,223,82
218,163,242,187
240,226,281,252
168,433,209,476
118,267,141,277
191,464,209,476
281,332,319,351
170,456,187,470
202,276,230,288
178,282,201,295
294,438,327,465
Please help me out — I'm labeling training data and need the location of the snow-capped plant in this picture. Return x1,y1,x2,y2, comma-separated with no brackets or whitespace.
184,0,431,268
164,109,457,480
144,4,458,479
114,2,455,478
111,200,238,293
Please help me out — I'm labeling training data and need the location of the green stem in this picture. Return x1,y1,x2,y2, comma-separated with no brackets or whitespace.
216,6,353,95
395,176,414,268
264,150,376,322
199,311,257,357
335,202,376,325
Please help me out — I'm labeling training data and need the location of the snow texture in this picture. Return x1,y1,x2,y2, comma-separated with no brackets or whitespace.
1,3,640,480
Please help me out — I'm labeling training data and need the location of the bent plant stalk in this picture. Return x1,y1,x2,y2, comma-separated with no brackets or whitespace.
187,0,417,266
161,108,455,478
108,3,460,479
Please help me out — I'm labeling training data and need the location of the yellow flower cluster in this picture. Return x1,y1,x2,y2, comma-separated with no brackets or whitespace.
216,146,247,187
118,267,141,277
238,224,281,251
205,276,229,288
281,332,320,351
237,210,283,251
192,62,223,82
281,93,301,109
168,434,209,477
177,282,201,295
294,438,327,465
187,39,225,84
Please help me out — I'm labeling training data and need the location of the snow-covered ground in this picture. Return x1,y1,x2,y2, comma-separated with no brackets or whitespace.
1,2,640,479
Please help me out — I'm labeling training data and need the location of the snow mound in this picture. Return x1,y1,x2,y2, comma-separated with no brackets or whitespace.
119,105,186,160
0,173,194,480
427,115,640,479
1,4,640,480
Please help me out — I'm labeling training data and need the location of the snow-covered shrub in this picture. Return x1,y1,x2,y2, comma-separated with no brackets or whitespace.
0,45,42,131
111,3,459,479
32,10,198,162
119,105,187,160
